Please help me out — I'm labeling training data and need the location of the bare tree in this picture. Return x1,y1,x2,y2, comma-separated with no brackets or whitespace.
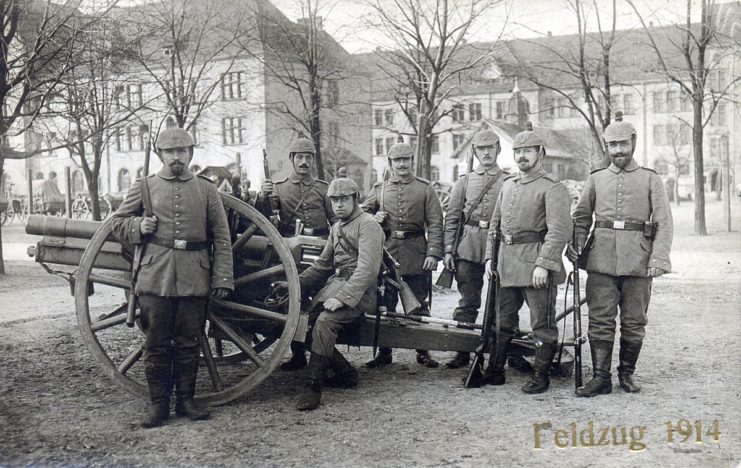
627,0,740,235
657,123,692,207
368,0,503,179
0,0,115,274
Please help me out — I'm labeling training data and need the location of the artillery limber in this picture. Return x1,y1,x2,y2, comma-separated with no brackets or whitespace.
26,193,579,405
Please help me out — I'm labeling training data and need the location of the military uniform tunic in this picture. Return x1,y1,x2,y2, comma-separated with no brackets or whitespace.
443,165,507,324
572,160,673,343
299,207,385,356
258,173,336,237
486,168,572,345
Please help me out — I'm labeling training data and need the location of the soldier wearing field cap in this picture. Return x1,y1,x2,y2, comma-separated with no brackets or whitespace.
485,124,572,393
259,137,337,371
361,141,444,368
568,112,673,397
442,128,508,369
273,178,385,411
111,127,234,427
258,137,336,239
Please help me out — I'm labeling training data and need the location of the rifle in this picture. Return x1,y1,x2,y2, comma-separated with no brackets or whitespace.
571,223,584,389
372,267,388,357
126,177,153,327
262,149,280,227
463,220,501,388
382,248,421,315
436,148,475,288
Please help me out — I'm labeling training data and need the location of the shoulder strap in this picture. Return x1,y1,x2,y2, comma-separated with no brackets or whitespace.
141,177,153,217
335,222,359,259
464,171,503,224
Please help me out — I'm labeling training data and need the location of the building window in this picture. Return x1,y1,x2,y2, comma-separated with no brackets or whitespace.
556,98,569,118
374,109,383,126
652,125,665,146
221,71,244,100
452,133,466,149
221,117,245,145
385,137,394,154
451,104,465,122
652,92,665,112
71,171,84,195
117,168,131,192
708,68,727,92
623,94,634,115
114,125,145,152
679,124,692,145
710,103,727,127
384,109,394,125
680,94,692,112
327,122,340,147
115,84,143,110
666,90,678,112
709,137,719,159
430,165,440,182
375,138,384,156
495,101,505,119
468,103,482,121
408,108,417,124
544,98,555,118
430,135,439,154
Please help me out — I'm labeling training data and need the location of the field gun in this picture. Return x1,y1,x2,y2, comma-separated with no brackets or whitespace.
25,194,578,405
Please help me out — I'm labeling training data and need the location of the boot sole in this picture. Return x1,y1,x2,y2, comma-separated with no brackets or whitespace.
575,387,613,397
619,384,641,393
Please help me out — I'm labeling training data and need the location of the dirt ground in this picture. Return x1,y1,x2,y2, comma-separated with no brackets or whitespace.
1,198,740,467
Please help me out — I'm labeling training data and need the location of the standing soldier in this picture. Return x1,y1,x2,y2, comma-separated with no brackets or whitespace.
361,142,444,368
442,129,508,369
568,114,673,397
111,127,234,427
485,126,572,393
274,178,385,411
258,137,337,371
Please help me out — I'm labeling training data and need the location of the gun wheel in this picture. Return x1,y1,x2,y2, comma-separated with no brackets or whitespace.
74,193,302,406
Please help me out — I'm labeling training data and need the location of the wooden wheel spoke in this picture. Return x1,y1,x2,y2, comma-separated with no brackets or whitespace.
232,224,258,254
117,345,143,374
212,297,287,323
208,313,265,367
92,308,137,332
200,333,224,392
96,303,128,321
89,273,130,289
234,264,285,287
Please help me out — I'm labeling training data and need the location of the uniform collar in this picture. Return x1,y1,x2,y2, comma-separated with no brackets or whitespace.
157,167,194,181
516,167,546,184
340,206,362,225
474,164,502,176
289,172,315,185
608,159,640,173
388,174,415,184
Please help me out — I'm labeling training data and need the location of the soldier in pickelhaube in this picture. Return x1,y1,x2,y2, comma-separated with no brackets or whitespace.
361,141,444,368
568,112,673,397
258,137,337,371
485,124,572,393
442,129,508,369
111,127,234,427
274,178,385,411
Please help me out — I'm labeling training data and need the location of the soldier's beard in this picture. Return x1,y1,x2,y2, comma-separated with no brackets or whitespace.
170,163,185,175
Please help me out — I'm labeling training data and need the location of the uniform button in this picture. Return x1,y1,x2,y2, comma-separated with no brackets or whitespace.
175,195,181,199
175,205,180,208
176,221,181,225
175,213,180,217
176,230,181,234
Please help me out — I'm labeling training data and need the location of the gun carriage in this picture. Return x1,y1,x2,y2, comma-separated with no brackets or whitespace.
26,194,579,405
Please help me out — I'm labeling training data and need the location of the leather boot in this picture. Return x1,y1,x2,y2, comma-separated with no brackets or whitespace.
365,347,393,368
617,339,642,393
174,362,210,420
445,351,470,369
483,332,513,386
280,341,308,371
521,343,555,394
416,350,439,368
141,366,172,428
576,340,614,397
296,353,331,411
325,349,359,389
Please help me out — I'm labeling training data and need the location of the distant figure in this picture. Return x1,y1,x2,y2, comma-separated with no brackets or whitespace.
337,166,348,178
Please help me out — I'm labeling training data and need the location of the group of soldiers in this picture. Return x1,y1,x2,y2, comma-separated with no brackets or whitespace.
111,112,673,427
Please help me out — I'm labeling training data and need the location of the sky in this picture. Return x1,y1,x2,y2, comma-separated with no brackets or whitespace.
269,0,702,53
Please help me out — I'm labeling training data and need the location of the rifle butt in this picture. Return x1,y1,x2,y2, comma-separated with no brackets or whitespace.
399,279,422,315
435,268,454,289
463,355,485,388
126,294,137,328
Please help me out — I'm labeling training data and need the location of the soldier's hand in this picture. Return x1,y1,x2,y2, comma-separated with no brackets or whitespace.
485,259,494,276
566,244,581,263
647,267,666,277
422,256,438,271
444,253,456,271
139,216,158,235
324,297,344,312
373,211,388,224
532,266,549,289
260,180,274,195
211,287,231,299
271,281,289,296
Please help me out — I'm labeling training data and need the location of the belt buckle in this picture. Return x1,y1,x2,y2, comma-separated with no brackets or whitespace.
502,234,513,245
613,221,625,230
394,230,405,239
303,227,315,236
478,220,490,229
173,239,187,250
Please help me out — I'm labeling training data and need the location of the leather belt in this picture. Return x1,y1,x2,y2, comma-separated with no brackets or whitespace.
150,236,209,250
281,224,329,237
500,231,546,245
388,230,425,240
595,220,644,231
465,219,490,229
335,267,355,279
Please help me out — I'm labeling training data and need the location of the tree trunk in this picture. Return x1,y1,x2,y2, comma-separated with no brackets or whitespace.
415,113,432,179
692,101,707,235
89,178,101,221
0,158,6,274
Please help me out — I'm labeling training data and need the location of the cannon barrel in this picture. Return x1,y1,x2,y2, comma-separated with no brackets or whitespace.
26,214,108,239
